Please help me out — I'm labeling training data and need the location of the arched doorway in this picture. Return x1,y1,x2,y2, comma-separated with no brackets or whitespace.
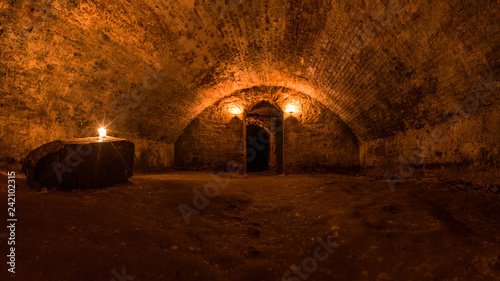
245,101,283,174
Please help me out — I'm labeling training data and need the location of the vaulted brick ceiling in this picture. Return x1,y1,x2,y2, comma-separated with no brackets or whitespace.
2,0,498,143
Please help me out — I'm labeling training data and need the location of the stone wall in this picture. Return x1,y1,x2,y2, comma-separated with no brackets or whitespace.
2,0,498,146
361,101,500,186
1,0,498,183
284,111,360,174
0,118,175,171
133,139,174,171
175,86,360,173
174,105,244,172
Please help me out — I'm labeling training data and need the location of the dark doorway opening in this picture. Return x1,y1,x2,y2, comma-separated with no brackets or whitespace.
245,101,283,174
246,124,270,172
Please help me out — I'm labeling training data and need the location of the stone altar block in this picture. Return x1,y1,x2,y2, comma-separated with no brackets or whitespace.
22,137,134,189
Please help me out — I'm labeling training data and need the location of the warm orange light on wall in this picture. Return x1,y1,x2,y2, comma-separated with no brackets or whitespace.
285,104,297,115
231,107,242,115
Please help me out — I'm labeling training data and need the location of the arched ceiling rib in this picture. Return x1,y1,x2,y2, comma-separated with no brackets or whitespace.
1,0,498,143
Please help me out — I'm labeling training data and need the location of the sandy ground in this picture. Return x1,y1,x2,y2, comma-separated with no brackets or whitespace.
0,171,499,281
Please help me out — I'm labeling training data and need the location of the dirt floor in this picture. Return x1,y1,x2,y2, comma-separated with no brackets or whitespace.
0,171,499,281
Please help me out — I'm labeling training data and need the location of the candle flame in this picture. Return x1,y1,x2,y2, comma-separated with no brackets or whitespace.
98,127,107,138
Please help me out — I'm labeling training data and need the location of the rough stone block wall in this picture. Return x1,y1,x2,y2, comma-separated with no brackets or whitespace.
174,105,244,172
284,109,360,174
1,0,498,184
361,103,500,186
0,118,175,171
0,119,78,164
134,140,174,171
175,86,360,173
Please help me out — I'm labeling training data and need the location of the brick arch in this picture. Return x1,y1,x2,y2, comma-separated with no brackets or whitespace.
1,0,498,172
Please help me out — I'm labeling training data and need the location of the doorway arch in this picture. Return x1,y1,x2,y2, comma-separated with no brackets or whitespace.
245,101,283,174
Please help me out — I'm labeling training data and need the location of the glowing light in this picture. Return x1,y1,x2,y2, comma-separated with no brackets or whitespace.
98,127,107,138
231,107,242,115
285,104,297,114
